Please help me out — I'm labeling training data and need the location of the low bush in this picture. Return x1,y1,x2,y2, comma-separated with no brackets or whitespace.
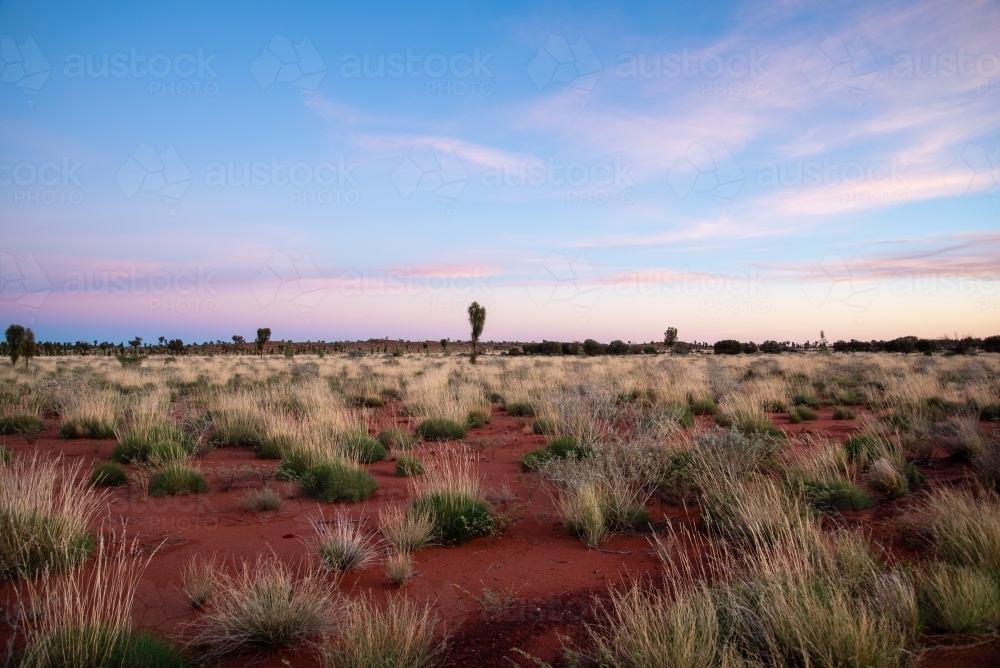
312,513,379,572
466,409,490,428
210,423,263,449
798,478,874,512
60,418,116,440
396,455,424,477
90,462,128,487
415,418,466,441
833,406,857,420
688,397,718,416
520,436,584,472
410,492,493,545
384,552,415,587
378,428,416,450
918,487,1000,571
787,409,803,424
341,434,386,464
112,423,193,464
532,417,558,435
149,464,207,497
300,460,378,503
794,406,818,421
845,434,896,469
793,393,821,409
662,403,694,428
504,402,535,417
833,389,864,406
0,414,44,436
918,563,1000,634
380,506,434,554
187,555,331,659
321,595,444,668
869,458,909,498
240,487,283,512
559,485,606,548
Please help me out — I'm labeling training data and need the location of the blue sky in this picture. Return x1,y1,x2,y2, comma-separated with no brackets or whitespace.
1,0,998,345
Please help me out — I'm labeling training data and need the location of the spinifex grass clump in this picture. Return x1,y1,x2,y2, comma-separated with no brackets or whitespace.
89,461,128,487
210,423,263,449
60,418,117,440
795,478,873,512
241,487,283,512
0,413,45,436
149,462,207,496
299,457,378,503
321,594,444,668
0,446,10,464
1,455,103,580
187,555,332,659
396,455,424,477
504,402,535,417
379,506,434,554
466,409,490,428
917,486,1000,571
415,418,466,441
377,427,416,450
521,436,586,471
112,421,194,464
408,449,492,545
312,512,379,572
20,535,184,668
341,433,386,464
917,563,1000,634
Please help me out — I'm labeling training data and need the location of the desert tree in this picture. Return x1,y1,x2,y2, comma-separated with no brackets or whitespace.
232,334,245,355
664,327,678,348
255,328,271,358
22,328,36,367
5,324,25,366
467,301,486,364
440,338,448,353
128,336,142,355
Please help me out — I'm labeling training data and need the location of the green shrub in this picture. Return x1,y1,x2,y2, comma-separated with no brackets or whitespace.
787,409,803,424
60,419,116,440
662,403,694,428
111,424,193,463
833,407,856,420
795,406,818,421
415,418,466,441
505,402,535,417
149,464,207,497
255,437,284,460
27,628,184,668
377,428,416,450
520,448,553,472
148,441,190,464
341,434,386,464
300,460,378,503
844,434,893,468
410,492,493,545
466,409,490,428
89,462,127,487
0,414,44,436
275,450,311,481
689,397,718,416
799,478,874,512
793,393,821,409
396,455,424,477
210,423,262,448
833,389,864,406
918,563,1000,634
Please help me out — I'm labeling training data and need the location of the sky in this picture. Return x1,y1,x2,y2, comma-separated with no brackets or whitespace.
1,0,998,345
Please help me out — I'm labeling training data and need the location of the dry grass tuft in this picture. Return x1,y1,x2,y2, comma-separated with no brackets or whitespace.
321,594,444,668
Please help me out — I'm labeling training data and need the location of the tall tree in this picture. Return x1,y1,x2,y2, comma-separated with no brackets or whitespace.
22,328,36,368
128,336,142,355
467,301,486,364
664,327,678,348
255,328,271,358
5,324,25,366
232,334,245,355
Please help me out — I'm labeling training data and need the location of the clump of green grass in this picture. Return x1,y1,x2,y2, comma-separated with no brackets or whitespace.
504,402,535,417
300,459,378,503
149,463,207,497
240,487,283,512
796,478,874,512
341,433,386,464
521,436,585,472
0,414,44,436
20,536,184,668
378,428,416,450
409,450,493,545
791,406,818,421
312,512,379,572
1,455,101,580
384,552,415,587
60,419,116,440
688,397,718,415
868,458,909,498
321,594,444,668
0,446,10,464
833,406,857,420
787,409,803,424
379,506,434,554
844,434,897,470
917,563,1000,634
90,461,128,487
415,418,466,441
559,484,606,548
210,422,263,449
662,403,694,428
466,409,490,428
396,455,424,477
917,486,1000,571
793,393,821,409
111,423,193,464
532,418,558,435
187,555,332,659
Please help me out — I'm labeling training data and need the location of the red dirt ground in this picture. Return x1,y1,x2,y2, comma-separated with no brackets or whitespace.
1,407,997,667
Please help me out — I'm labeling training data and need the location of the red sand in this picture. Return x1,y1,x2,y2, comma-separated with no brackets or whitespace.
1,407,996,667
